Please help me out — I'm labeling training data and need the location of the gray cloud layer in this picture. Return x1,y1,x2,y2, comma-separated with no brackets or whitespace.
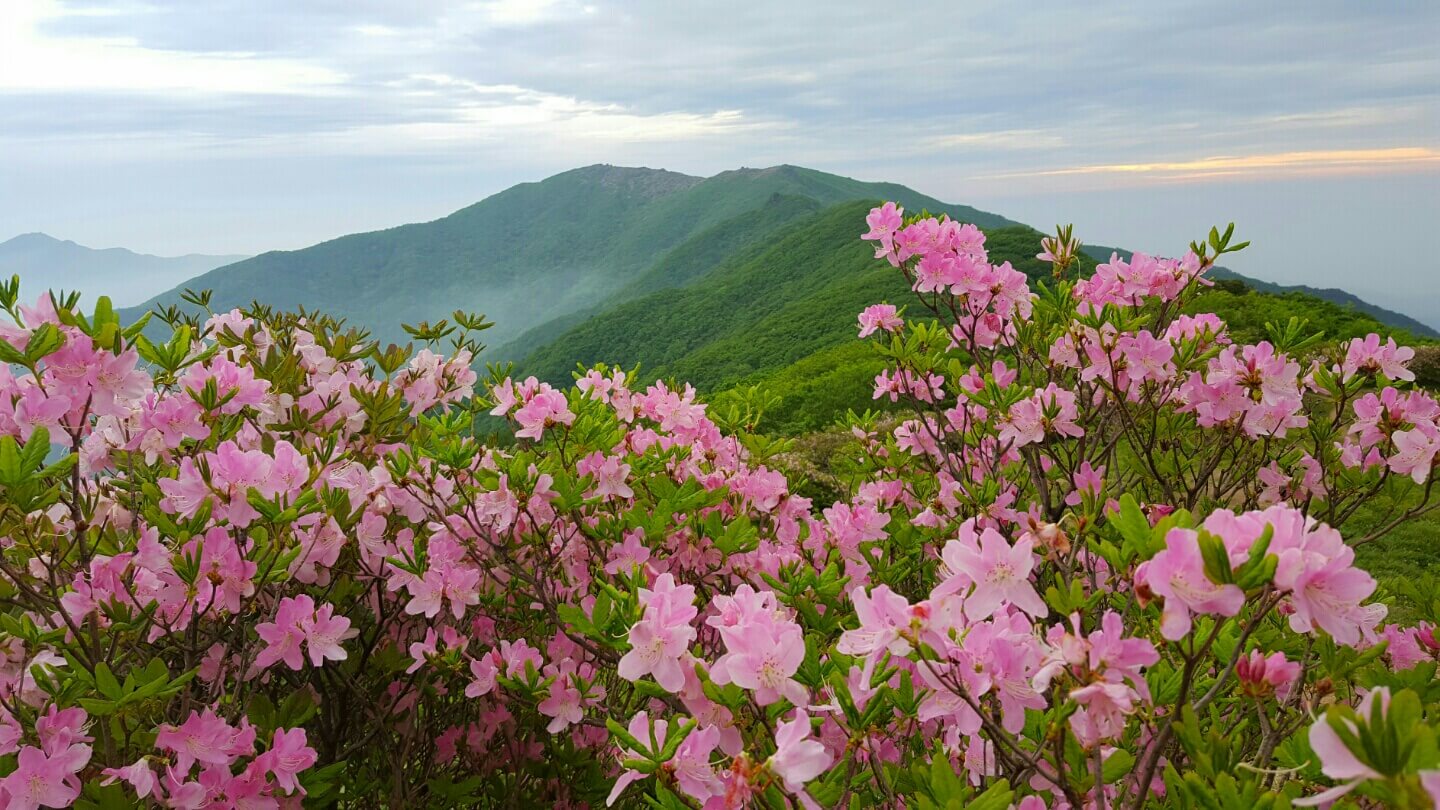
2,0,1437,317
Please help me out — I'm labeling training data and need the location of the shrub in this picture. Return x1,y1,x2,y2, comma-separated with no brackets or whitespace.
1,210,1439,808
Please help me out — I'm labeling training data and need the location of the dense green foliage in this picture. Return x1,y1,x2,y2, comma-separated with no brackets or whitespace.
1187,285,1428,345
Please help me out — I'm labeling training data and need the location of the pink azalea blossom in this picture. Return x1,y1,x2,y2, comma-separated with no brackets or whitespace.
857,304,904,337
935,520,1047,621
1134,528,1245,641
1,744,87,810
255,726,318,794
1296,689,1389,806
769,709,833,798
617,574,697,692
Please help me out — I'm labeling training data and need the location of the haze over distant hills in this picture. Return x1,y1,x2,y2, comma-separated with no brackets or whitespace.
0,233,246,308
116,165,1434,371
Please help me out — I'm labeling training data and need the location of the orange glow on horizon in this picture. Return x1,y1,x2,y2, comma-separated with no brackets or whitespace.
984,147,1440,183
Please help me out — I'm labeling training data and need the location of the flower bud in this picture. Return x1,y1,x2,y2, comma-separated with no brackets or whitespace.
1418,625,1440,653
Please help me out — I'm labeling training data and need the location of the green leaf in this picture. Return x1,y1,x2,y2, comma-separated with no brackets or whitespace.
1198,531,1235,585
605,718,651,757
25,322,65,362
0,339,26,365
1101,749,1136,783
94,662,123,701
1111,495,1155,558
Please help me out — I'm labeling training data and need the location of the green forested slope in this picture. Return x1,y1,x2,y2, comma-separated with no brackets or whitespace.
520,203,1083,386
491,192,824,363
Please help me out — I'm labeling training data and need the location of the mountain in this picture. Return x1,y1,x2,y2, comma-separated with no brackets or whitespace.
0,233,245,308
115,163,1426,416
125,164,1020,348
1081,244,1439,338
518,202,1056,388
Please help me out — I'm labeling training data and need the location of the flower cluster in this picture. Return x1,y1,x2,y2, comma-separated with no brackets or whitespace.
1,205,1439,809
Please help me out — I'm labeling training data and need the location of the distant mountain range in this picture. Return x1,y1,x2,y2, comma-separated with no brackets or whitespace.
0,233,246,308
1081,244,1438,339
75,165,1430,400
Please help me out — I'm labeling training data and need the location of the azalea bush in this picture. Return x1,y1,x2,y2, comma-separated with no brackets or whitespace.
2,208,1440,809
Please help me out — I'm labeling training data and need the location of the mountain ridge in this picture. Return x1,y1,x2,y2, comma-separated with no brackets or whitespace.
0,233,247,308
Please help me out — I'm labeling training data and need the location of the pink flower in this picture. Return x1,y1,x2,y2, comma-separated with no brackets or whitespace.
617,574,697,692
101,759,157,799
1296,689,1389,806
403,558,482,620
1134,528,1245,640
936,520,1047,621
514,387,574,441
837,585,916,681
255,727,317,794
1,744,86,810
670,723,723,802
537,671,590,734
255,595,354,671
1389,424,1440,484
154,708,254,775
857,304,903,338
998,384,1083,449
1233,506,1382,647
606,712,721,805
1118,330,1175,383
465,653,500,698
604,530,651,575
303,601,353,666
1037,231,1081,265
862,202,903,242
499,638,545,680
861,202,905,262
12,386,70,441
580,452,634,500
1340,333,1415,382
707,586,809,707
769,709,832,796
1064,462,1105,507
1235,650,1300,699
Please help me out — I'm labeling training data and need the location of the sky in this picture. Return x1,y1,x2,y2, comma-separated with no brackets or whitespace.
1,0,1438,322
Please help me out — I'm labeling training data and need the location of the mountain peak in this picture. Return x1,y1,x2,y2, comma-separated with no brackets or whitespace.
713,165,804,180
1,232,69,249
553,164,703,198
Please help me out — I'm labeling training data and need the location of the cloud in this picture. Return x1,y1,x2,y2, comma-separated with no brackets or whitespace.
923,130,1067,152
0,0,343,94
985,147,1440,183
0,0,1437,257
